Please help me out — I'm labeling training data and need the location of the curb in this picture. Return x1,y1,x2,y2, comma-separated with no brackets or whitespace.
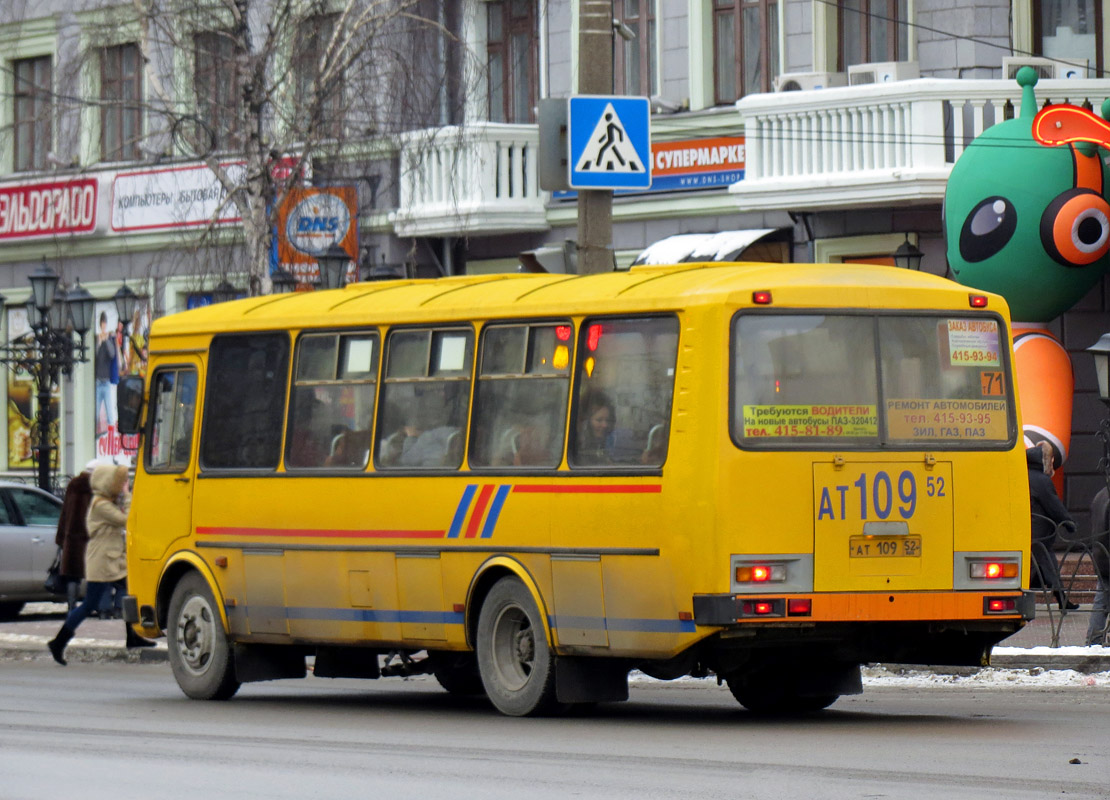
0,633,168,664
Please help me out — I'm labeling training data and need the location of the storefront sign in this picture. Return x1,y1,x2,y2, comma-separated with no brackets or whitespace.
111,162,245,232
554,135,744,198
0,178,98,240
276,187,359,284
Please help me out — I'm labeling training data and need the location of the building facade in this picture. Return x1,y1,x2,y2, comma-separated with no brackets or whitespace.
1,0,1108,522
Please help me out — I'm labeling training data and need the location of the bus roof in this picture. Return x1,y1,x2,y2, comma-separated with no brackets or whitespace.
152,261,1007,337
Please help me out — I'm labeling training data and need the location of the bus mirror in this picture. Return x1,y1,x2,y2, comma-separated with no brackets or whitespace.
117,376,145,435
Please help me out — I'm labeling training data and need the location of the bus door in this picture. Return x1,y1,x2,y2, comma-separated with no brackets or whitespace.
133,362,201,562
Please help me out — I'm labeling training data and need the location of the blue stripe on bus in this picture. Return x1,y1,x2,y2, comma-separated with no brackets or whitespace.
480,485,511,538
249,606,466,625
447,484,478,538
550,615,697,634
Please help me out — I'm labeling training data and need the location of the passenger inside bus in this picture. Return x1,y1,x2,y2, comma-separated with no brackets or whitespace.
287,398,329,467
574,391,615,465
378,383,466,468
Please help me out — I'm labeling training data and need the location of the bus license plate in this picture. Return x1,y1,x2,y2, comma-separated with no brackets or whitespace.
848,535,922,558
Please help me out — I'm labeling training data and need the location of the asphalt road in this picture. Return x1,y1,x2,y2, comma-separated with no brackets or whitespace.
2,661,1107,800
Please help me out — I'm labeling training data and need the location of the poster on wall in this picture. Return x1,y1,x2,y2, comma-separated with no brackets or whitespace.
92,299,149,465
6,307,60,471
275,186,359,285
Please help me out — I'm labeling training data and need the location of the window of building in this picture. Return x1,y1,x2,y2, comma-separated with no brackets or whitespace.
1034,0,1101,75
486,0,537,123
194,31,242,152
285,332,379,469
147,368,198,471
714,0,779,103
376,328,473,469
469,322,573,469
101,44,142,162
201,334,290,469
294,13,345,138
614,0,657,96
13,56,52,172
571,316,679,468
838,0,908,69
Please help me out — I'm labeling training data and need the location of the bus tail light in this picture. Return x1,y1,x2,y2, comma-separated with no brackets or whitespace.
968,560,1019,580
984,597,1018,614
787,598,812,616
740,599,784,618
736,563,787,583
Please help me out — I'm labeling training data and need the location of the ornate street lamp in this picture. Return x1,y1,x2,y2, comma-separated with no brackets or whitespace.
114,281,138,323
317,243,351,291
271,267,296,294
1088,334,1110,494
0,261,95,493
892,234,924,270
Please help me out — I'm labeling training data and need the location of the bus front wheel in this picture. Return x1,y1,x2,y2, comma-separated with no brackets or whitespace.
476,577,559,716
167,572,240,701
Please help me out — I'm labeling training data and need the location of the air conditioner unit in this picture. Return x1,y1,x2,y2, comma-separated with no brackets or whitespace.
773,71,848,92
847,61,921,85
1001,56,1089,80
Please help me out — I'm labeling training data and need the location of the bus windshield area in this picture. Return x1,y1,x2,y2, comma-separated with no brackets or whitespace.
731,312,1014,447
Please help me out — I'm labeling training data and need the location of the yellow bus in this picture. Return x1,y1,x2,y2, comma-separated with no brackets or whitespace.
119,262,1033,716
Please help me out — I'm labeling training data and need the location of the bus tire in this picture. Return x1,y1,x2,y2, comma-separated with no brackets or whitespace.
167,572,240,701
476,576,559,716
429,652,485,696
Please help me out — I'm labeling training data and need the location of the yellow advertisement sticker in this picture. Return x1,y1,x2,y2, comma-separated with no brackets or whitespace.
947,319,1000,367
743,404,878,438
885,398,1009,441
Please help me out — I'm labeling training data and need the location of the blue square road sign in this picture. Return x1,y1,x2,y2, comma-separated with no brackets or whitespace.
568,95,652,191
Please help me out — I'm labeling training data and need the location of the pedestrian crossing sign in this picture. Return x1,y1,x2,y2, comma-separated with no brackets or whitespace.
568,95,652,190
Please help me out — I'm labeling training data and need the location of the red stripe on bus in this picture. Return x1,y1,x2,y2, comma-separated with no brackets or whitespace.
512,485,662,494
195,527,444,539
464,484,496,538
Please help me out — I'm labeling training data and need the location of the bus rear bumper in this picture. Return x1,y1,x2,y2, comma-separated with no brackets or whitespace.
692,590,1036,626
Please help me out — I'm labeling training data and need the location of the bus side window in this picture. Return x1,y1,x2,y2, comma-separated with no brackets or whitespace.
376,327,473,470
285,332,378,470
201,334,289,470
469,322,572,469
571,316,679,468
147,368,198,472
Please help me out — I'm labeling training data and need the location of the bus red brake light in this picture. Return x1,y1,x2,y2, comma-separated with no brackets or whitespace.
751,566,770,581
969,561,1019,579
752,290,773,305
969,294,988,308
787,598,812,616
736,564,787,583
985,597,1018,613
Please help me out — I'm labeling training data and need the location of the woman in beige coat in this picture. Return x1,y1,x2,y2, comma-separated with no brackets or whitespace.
48,464,154,665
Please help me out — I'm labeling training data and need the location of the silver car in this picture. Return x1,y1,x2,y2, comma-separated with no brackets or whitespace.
0,481,64,620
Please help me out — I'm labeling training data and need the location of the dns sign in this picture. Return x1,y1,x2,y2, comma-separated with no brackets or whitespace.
277,187,359,283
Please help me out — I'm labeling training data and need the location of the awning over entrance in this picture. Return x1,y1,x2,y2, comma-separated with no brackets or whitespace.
631,228,790,266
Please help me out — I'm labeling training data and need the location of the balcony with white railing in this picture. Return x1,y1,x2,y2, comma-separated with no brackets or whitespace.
730,78,1110,211
391,123,548,237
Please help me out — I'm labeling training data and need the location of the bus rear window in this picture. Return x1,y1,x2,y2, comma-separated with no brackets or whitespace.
732,312,1014,448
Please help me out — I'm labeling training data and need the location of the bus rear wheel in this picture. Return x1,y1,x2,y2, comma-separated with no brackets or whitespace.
725,672,840,714
476,577,559,716
167,572,240,700
429,652,485,696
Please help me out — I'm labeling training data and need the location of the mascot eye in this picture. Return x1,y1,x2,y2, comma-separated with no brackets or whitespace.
959,197,1017,263
1040,188,1110,267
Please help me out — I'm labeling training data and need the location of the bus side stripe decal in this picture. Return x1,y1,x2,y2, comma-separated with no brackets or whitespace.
447,484,478,539
464,484,496,538
513,484,662,494
195,526,443,539
480,485,512,538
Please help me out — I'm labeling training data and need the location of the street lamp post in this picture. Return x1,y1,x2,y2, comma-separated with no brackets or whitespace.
892,234,924,270
317,243,351,291
0,261,96,493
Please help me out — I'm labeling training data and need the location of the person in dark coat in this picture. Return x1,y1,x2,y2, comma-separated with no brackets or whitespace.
1028,442,1078,610
53,462,96,609
1085,487,1109,645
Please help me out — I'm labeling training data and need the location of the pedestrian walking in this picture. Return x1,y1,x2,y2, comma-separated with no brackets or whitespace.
47,464,154,665
53,460,99,609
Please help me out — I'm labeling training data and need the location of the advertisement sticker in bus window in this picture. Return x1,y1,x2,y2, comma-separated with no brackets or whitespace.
884,398,1009,441
342,337,375,377
438,335,467,371
741,404,878,438
946,319,1000,366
